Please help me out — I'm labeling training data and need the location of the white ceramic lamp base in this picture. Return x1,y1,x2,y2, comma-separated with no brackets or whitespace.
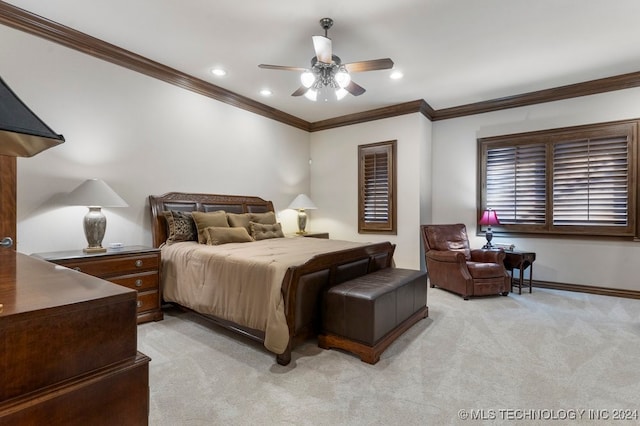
83,206,107,253
296,209,308,234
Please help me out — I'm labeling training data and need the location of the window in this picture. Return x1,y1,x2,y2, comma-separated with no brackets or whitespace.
358,140,396,234
478,120,638,237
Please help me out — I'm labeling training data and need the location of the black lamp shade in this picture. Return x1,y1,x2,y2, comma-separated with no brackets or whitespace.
0,76,64,157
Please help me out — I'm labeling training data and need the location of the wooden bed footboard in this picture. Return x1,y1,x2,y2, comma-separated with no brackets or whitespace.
148,192,395,366
277,241,395,365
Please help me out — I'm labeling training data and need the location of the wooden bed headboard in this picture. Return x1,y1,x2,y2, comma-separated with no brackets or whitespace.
148,192,275,248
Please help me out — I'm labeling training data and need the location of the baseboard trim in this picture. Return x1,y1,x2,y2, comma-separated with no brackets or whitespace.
532,280,640,300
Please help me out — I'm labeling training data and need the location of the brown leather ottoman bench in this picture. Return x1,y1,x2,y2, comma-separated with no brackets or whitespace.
318,268,428,364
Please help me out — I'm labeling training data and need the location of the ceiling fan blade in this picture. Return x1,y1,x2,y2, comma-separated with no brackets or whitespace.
312,35,332,63
291,86,308,97
344,81,366,96
258,64,307,72
344,58,394,73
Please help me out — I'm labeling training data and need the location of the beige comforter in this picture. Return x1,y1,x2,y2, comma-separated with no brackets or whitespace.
161,237,366,354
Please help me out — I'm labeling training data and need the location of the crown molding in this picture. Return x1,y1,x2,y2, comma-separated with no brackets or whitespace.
2,1,640,132
430,71,640,121
309,100,430,132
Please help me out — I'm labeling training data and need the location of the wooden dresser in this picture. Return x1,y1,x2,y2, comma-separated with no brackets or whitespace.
33,246,163,324
0,251,150,425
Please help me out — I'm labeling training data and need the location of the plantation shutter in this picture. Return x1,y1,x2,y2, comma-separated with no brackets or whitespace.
358,140,396,234
363,150,389,221
552,136,629,226
486,144,546,224
479,119,636,237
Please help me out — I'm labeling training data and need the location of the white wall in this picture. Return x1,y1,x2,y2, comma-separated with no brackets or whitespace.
6,22,640,291
432,87,640,291
2,26,310,254
309,113,432,269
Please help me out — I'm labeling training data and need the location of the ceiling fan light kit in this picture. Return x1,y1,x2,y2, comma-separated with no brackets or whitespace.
259,18,394,102
301,70,315,88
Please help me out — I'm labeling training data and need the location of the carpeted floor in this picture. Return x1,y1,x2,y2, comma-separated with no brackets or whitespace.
137,287,640,425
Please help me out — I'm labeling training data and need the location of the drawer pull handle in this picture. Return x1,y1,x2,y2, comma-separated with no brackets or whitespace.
135,279,143,287
73,267,81,272
135,260,143,268
137,300,142,308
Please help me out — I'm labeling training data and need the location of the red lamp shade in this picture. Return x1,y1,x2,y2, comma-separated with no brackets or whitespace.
479,209,500,249
479,209,500,226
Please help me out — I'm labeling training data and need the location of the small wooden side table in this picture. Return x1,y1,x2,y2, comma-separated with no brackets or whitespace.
503,250,536,294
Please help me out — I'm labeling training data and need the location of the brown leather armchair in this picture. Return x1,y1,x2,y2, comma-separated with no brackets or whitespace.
421,224,510,300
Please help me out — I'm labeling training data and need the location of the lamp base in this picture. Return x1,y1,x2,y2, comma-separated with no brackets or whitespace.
83,206,107,254
482,229,494,250
83,247,107,253
297,209,308,235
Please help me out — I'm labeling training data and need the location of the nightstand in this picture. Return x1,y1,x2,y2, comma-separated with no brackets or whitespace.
302,232,329,239
32,245,163,324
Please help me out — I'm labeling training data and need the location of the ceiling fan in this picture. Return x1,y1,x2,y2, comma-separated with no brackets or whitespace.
258,18,394,101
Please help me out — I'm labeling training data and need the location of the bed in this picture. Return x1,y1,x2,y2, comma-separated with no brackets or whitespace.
149,192,396,365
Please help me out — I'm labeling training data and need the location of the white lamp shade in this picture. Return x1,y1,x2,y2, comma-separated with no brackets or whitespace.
66,178,128,207
288,194,317,210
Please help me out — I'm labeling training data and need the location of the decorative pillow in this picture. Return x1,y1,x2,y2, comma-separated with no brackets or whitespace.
192,210,229,243
162,210,197,244
250,221,284,241
249,211,277,225
227,213,251,233
205,226,254,245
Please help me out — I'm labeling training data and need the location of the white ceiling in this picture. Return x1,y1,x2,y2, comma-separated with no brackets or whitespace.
6,0,640,123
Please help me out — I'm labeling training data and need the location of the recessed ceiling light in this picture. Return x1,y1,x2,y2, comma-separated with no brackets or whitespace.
260,89,272,97
211,68,226,77
390,71,403,80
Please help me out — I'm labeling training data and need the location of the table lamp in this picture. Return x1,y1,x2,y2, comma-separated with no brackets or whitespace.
288,193,317,234
66,179,128,253
478,208,500,249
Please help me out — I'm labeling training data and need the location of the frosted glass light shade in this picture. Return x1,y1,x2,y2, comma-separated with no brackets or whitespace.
335,88,349,100
300,70,315,88
304,89,318,101
335,69,351,88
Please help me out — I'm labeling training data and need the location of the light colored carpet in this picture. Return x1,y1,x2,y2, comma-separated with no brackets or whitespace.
137,287,640,425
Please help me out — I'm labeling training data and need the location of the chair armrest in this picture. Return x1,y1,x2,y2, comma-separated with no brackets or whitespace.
426,250,467,263
470,249,505,263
